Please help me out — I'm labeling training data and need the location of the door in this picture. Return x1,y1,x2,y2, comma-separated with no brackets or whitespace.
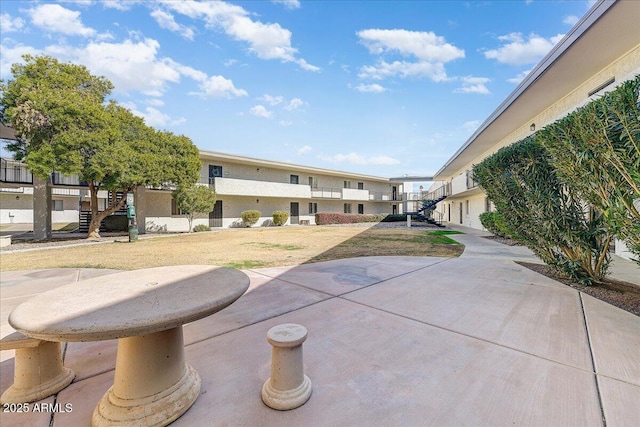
209,200,222,227
392,186,397,201
290,202,299,225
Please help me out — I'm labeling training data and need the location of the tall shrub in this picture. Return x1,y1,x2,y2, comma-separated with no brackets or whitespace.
537,76,640,263
473,137,611,284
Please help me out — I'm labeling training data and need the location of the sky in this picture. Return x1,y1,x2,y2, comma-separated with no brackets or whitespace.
0,0,597,180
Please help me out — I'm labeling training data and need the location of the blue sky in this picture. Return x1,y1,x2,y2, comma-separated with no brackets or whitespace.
1,0,596,179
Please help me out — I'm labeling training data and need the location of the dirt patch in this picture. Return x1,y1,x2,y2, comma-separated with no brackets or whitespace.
517,261,640,317
482,235,523,246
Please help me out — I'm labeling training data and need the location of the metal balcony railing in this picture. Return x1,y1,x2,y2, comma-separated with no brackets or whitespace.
0,158,33,184
466,170,478,190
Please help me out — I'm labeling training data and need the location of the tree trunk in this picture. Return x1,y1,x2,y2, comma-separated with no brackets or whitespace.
87,181,130,239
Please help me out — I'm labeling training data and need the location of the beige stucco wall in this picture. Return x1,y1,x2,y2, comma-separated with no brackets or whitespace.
438,46,639,245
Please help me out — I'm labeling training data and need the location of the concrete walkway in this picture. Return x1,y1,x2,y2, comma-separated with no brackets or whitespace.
1,230,639,426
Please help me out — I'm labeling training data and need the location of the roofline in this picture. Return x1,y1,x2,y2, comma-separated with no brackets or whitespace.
433,0,614,179
199,149,392,183
389,176,434,182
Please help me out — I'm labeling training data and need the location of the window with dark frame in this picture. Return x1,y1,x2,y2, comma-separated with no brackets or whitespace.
290,174,299,184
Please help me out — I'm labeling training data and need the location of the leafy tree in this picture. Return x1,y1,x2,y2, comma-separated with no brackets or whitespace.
173,184,217,232
1,55,201,238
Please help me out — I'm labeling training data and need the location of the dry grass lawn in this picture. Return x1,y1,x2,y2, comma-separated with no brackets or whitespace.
0,225,464,271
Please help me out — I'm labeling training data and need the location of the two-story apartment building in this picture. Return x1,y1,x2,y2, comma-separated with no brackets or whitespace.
427,0,639,260
0,146,404,233
141,150,403,231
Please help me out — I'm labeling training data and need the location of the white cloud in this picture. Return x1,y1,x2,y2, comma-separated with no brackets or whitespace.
319,152,400,166
355,83,387,93
463,120,481,132
284,98,304,111
146,98,165,107
279,120,293,126
249,105,272,118
0,41,40,80
47,37,246,99
297,145,312,155
1,13,25,33
28,4,96,37
356,28,463,83
193,75,248,98
259,94,285,106
162,1,319,71
507,69,531,84
454,76,491,95
563,15,580,26
73,38,180,95
271,0,301,10
123,104,185,128
150,9,195,40
484,32,565,66
358,60,448,81
357,29,465,63
102,1,143,11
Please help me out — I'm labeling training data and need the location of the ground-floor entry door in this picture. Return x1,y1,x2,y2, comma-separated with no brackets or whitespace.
290,202,299,225
209,200,222,227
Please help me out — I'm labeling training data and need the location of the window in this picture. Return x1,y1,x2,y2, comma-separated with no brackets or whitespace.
344,203,352,214
466,200,470,215
343,181,351,189
308,202,318,214
290,174,299,184
309,177,318,188
171,198,184,215
53,200,63,211
485,197,492,212
209,165,223,178
357,182,364,190
358,204,364,214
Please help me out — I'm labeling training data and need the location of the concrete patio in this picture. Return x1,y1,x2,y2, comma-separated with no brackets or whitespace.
1,228,639,426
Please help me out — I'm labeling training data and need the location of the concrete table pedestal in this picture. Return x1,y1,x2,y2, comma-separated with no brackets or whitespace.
9,265,249,427
0,334,75,404
92,328,201,427
262,324,312,410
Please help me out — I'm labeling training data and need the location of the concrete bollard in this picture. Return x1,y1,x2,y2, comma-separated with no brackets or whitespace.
261,324,312,410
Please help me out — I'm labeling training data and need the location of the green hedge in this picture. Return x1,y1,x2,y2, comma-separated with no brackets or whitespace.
315,213,387,225
479,211,512,238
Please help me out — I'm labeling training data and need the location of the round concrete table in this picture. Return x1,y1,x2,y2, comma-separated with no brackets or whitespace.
9,265,250,427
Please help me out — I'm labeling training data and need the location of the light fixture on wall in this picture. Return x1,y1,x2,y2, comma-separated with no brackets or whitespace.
530,123,536,131
256,199,260,203
16,195,20,200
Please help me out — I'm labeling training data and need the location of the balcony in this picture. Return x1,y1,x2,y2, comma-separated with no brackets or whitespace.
51,172,82,186
1,158,33,184
369,192,401,201
311,187,342,199
342,188,370,201
212,177,311,198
